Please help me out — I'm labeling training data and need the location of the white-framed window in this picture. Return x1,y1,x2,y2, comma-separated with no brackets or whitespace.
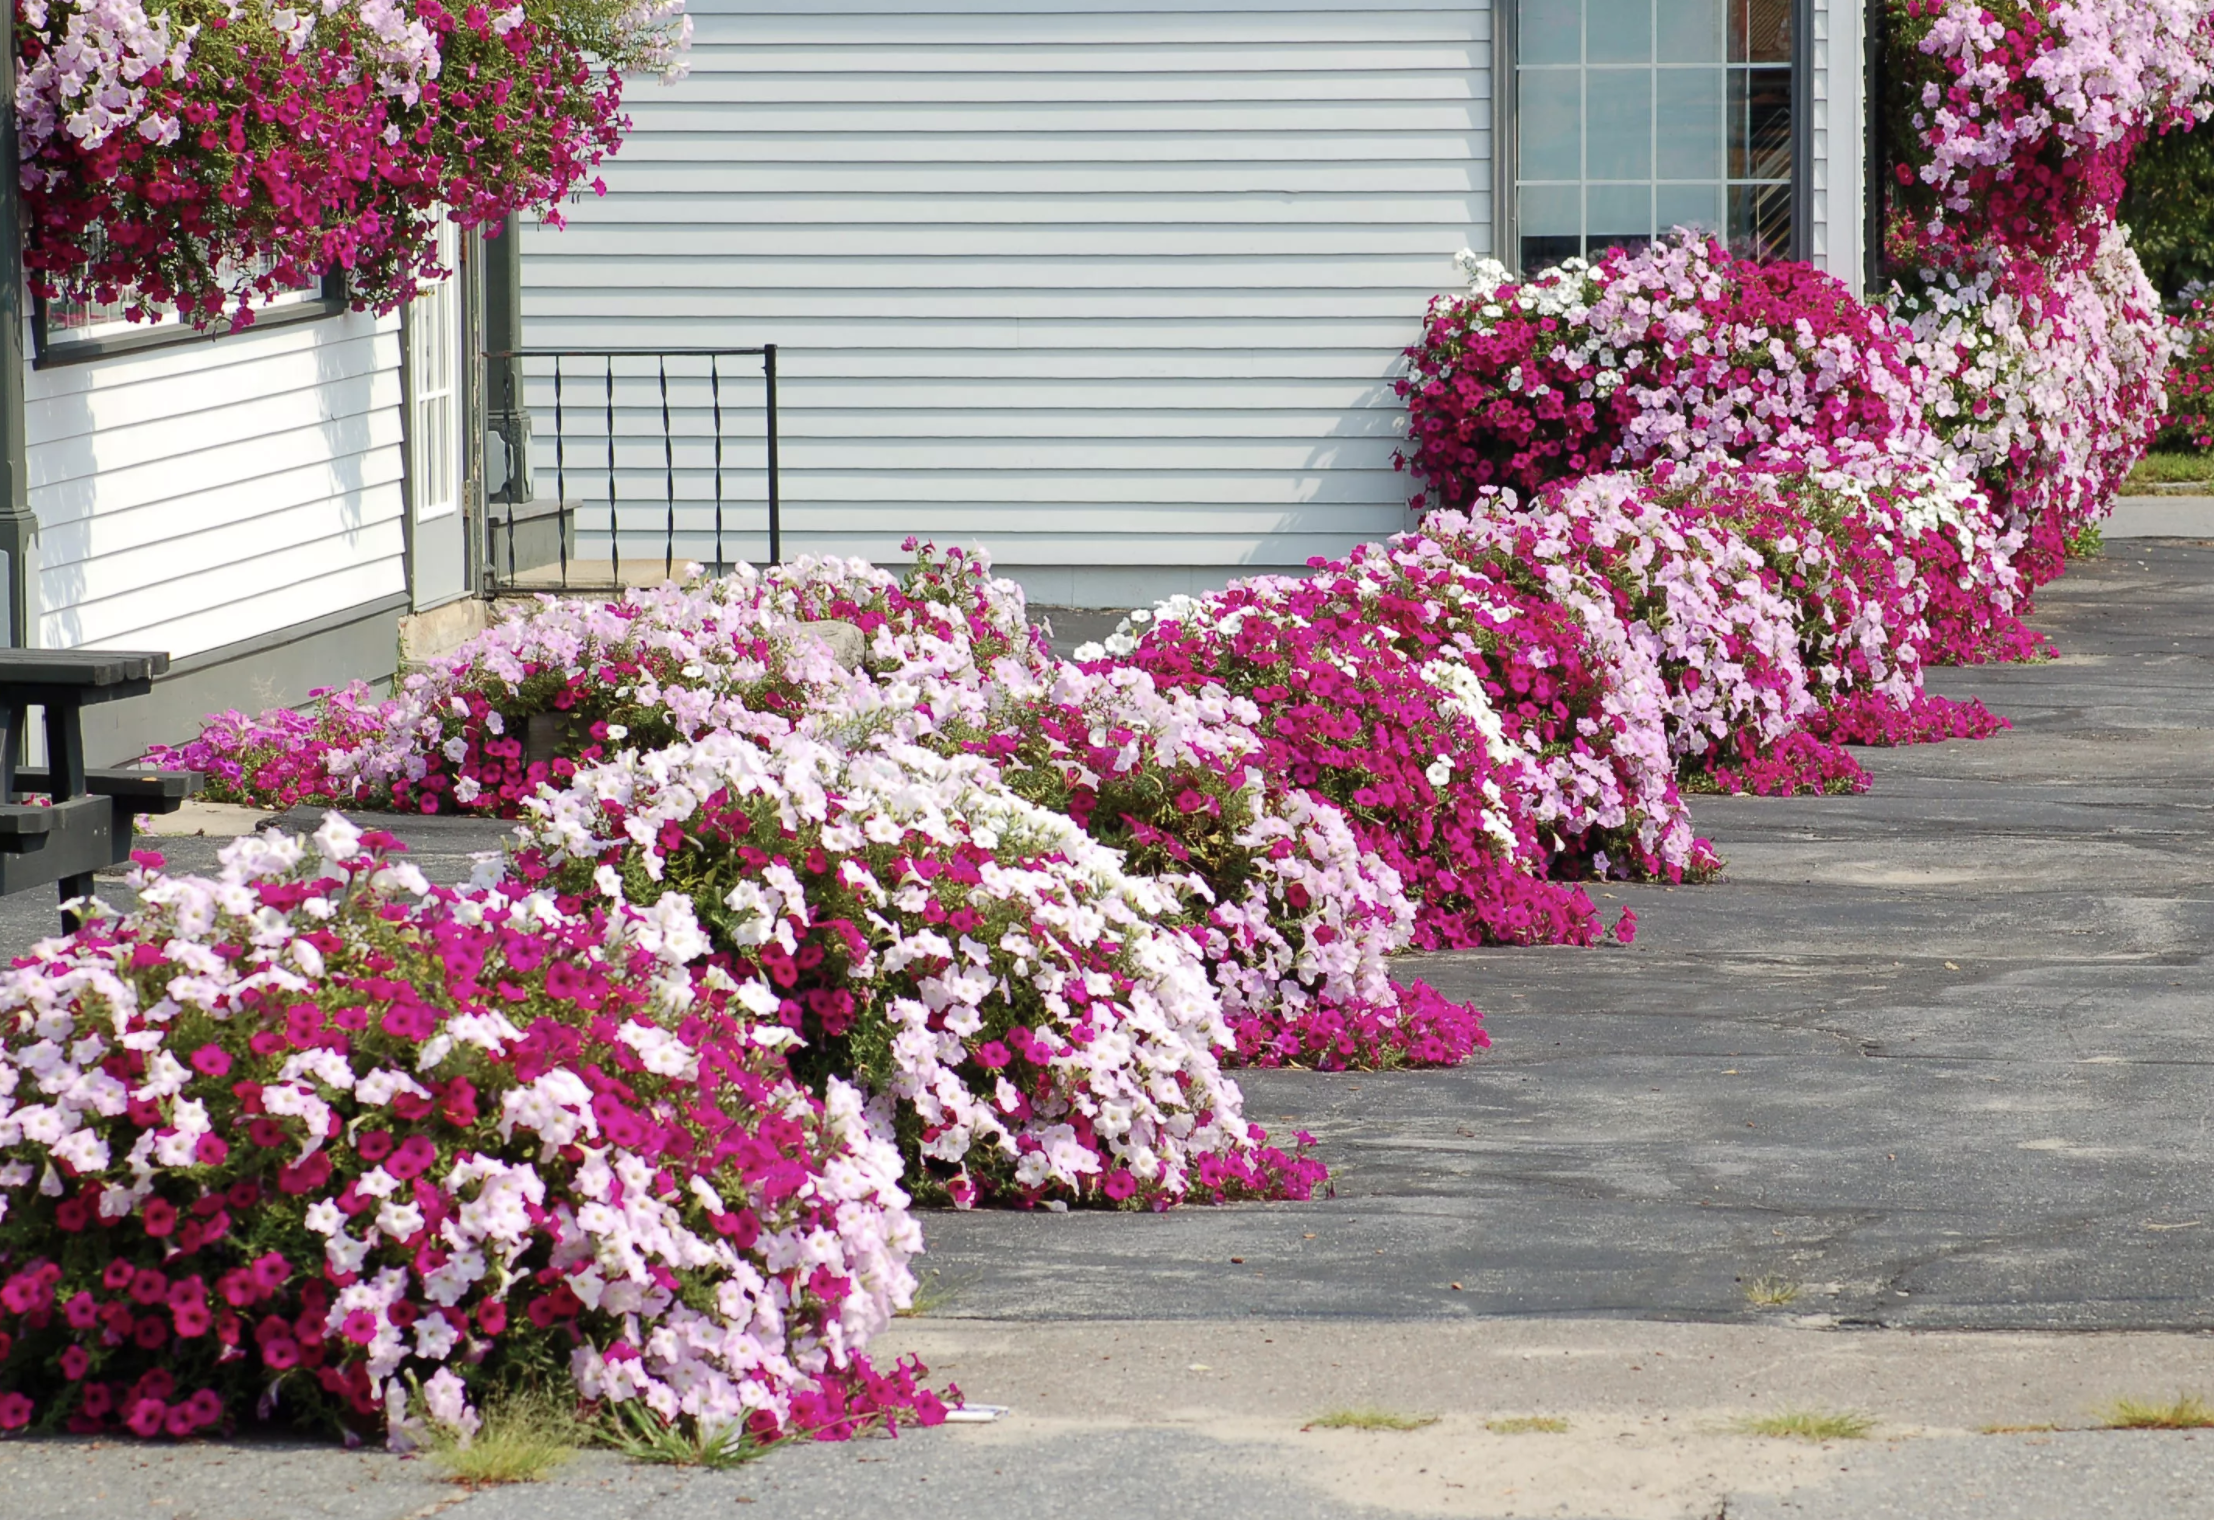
406,213,464,524
31,248,347,368
1511,0,1802,270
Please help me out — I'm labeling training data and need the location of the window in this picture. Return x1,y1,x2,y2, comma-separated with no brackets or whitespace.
31,249,348,368
406,214,464,524
1511,0,1801,271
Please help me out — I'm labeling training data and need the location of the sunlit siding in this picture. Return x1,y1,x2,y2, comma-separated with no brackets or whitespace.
27,312,408,657
519,1,1494,605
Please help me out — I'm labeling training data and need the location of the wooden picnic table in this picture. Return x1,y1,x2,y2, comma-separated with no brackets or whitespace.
0,649,201,930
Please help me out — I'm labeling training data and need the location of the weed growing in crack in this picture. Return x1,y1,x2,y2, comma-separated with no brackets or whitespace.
1734,1410,1876,1442
429,1385,590,1486
2102,1395,2214,1430
1486,1416,1570,1434
1306,1408,1440,1432
1742,1275,1802,1308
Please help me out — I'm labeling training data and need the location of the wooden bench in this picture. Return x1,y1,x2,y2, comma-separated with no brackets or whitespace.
0,650,202,931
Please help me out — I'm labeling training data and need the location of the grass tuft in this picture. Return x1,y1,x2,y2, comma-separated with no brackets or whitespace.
895,1267,974,1319
603,1399,768,1469
1733,1409,1876,1442
2125,448,2214,488
429,1385,588,1486
1742,1275,1801,1308
1485,1415,1570,1435
1305,1407,1440,1433
2101,1395,2214,1430
1980,1422,2062,1434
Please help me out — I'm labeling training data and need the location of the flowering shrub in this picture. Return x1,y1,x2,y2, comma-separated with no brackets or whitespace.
792,546,1483,1071
156,686,390,809
0,818,942,1445
157,545,1486,1075
16,0,691,325
2164,295,2214,448
512,728,1327,1207
1892,222,2174,579
151,573,845,817
1086,527,1699,948
1399,240,1933,508
1882,0,2214,263
1395,228,2149,654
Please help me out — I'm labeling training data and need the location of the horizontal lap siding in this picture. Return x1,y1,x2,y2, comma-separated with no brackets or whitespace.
27,314,410,658
519,2,1492,594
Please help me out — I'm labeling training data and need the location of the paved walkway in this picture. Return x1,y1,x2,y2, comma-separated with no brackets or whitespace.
3,541,2212,1517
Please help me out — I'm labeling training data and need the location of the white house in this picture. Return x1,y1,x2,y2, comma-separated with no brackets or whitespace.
514,0,1867,607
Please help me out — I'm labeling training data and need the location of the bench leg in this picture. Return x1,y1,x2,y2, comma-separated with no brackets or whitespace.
47,696,92,935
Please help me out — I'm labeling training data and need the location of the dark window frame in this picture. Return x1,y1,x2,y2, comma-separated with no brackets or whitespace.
31,268,351,370
1493,0,1815,274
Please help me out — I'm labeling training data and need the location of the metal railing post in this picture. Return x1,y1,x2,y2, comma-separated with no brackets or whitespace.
764,344,781,566
477,346,779,593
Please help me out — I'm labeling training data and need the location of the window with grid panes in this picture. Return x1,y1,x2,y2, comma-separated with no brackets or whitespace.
1515,0,1797,271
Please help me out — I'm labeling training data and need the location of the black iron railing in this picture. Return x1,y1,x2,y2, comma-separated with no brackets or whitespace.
483,346,780,593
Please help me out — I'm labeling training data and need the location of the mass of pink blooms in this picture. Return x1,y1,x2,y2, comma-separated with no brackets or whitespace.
2165,296,2214,448
0,821,946,1446
12,0,2197,1461
13,0,690,324
1888,0,2214,263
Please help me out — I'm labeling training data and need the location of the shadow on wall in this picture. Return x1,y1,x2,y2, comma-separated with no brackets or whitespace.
27,314,386,675
23,312,402,761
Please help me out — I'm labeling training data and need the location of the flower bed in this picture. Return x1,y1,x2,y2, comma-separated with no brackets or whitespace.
156,546,1488,1074
0,820,940,1445
511,729,1326,1206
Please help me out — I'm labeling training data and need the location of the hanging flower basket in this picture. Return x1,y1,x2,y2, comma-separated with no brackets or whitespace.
13,0,690,327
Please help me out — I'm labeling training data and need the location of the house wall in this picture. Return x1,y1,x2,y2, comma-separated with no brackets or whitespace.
26,311,412,762
1809,0,1866,285
518,0,1496,607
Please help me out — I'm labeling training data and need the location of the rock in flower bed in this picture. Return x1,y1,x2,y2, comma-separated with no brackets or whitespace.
0,818,940,1446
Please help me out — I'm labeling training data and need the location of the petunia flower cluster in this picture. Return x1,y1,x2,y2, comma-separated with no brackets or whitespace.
14,0,693,326
0,818,943,1448
1884,0,2214,265
153,546,1491,1075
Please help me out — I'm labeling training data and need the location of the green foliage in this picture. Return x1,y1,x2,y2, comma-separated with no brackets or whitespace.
429,1384,589,1486
2101,1394,2214,1430
603,1400,768,1468
2121,124,2214,300
1305,1408,1439,1432
1734,1410,1876,1442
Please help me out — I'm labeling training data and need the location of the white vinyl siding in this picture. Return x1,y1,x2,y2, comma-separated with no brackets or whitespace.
518,1,1494,604
1808,0,1865,284
27,312,409,658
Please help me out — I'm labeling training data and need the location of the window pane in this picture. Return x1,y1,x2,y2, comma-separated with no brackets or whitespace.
1522,234,1586,271
1656,67,1723,178
1520,183,1582,236
1730,66,1793,179
1585,69,1652,180
1657,181,1723,235
1521,0,1583,65
1587,182,1653,254
1729,182,1792,260
1586,0,1651,63
1520,69,1584,181
1729,0,1791,64
1657,0,1723,62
